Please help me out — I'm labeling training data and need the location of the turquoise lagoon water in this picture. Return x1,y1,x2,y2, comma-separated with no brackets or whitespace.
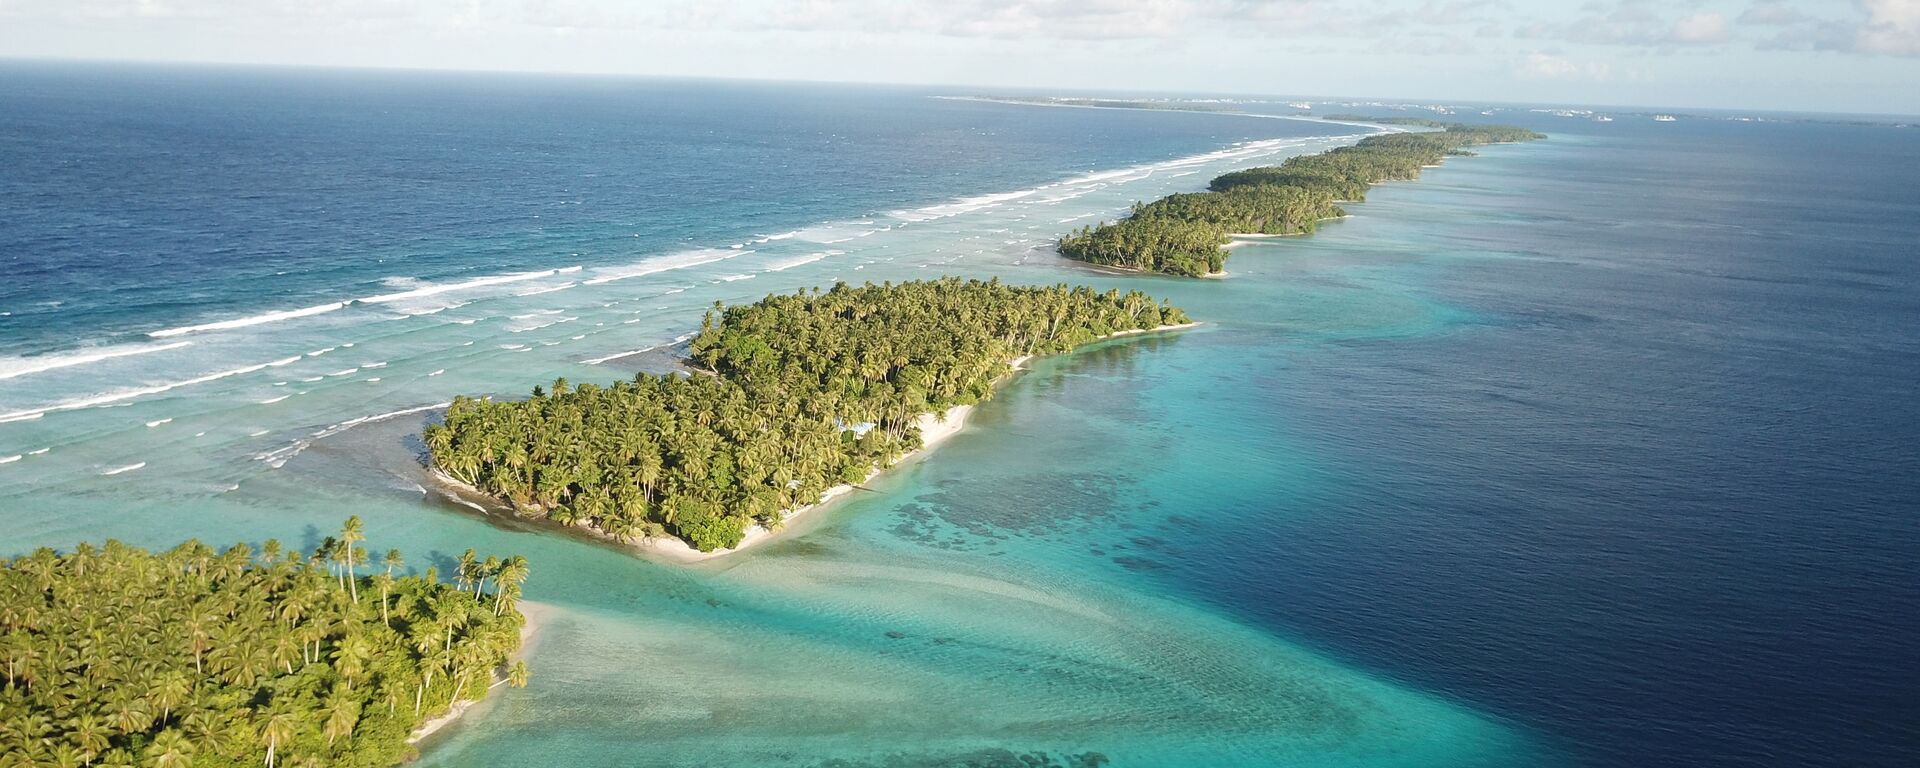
7,64,1916,767
1,65,1529,767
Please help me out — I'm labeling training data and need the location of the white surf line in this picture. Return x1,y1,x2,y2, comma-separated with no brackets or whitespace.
150,302,347,338
583,249,745,285
515,282,576,297
256,401,451,468
0,341,193,380
0,455,20,465
145,267,580,340
0,355,317,425
99,462,145,476
581,333,696,365
146,418,172,428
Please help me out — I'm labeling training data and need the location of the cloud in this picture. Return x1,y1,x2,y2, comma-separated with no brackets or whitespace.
1515,51,1611,80
1744,0,1920,56
1516,1,1739,47
1738,1,1807,26
742,0,1513,42
1856,0,1920,54
1669,12,1732,44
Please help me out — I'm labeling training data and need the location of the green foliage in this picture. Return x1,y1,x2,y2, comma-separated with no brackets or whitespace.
0,520,529,768
1058,124,1546,276
428,278,1190,552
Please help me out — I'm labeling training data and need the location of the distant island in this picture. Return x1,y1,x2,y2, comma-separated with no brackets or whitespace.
1057,123,1546,276
1317,115,1462,127
427,278,1193,554
942,95,1245,113
0,518,530,768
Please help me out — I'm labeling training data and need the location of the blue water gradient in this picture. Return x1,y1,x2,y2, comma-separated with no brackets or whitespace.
2,64,1916,767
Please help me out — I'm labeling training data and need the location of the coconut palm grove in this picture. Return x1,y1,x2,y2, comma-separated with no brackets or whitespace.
0,518,529,768
1057,123,1546,276
425,278,1190,552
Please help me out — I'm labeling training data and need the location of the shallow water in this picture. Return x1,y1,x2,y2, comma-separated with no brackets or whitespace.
4,66,1916,767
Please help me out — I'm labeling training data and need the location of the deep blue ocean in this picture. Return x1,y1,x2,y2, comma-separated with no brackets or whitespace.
2,62,1916,767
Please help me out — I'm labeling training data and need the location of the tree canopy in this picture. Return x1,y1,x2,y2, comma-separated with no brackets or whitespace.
1058,124,1546,276
0,519,529,768
427,278,1190,552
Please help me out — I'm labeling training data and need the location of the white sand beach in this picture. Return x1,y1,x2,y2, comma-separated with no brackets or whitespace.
408,599,552,745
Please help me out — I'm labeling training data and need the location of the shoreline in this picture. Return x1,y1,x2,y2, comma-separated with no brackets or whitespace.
637,321,1202,563
408,599,552,746
427,322,1201,564
1070,260,1232,279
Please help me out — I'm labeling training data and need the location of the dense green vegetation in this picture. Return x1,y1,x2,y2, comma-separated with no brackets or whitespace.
427,278,1190,552
0,518,529,768
1058,124,1545,276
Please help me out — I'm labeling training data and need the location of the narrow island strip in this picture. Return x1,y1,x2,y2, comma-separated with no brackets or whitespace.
0,517,533,768
425,277,1195,558
1056,122,1547,276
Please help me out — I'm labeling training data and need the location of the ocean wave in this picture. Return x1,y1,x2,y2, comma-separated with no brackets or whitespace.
514,282,576,297
0,356,318,425
259,395,289,404
359,268,577,305
145,418,172,428
0,455,20,465
146,267,579,340
764,251,837,272
583,248,743,286
583,333,695,365
0,341,193,381
257,401,451,467
99,462,145,476
149,302,347,338
717,274,755,282
398,300,470,316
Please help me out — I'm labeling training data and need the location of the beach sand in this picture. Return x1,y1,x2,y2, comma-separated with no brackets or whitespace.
429,322,1200,565
408,599,552,745
640,322,1201,562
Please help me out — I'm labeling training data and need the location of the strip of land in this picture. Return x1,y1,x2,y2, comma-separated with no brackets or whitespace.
427,279,1195,557
640,322,1199,562
410,599,552,743
1057,123,1546,276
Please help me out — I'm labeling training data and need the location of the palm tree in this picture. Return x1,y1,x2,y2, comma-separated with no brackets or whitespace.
145,728,195,768
454,550,478,595
259,709,298,768
323,693,359,746
339,516,364,601
492,556,530,616
148,670,192,724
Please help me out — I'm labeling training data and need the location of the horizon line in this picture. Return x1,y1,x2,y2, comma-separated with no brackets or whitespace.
3,54,1916,121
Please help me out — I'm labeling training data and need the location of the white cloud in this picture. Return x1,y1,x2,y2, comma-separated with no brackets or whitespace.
1738,1,1807,26
1669,12,1732,44
1516,51,1611,80
1856,0,1920,54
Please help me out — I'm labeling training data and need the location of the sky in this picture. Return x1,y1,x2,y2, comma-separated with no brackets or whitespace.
1,0,1916,115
